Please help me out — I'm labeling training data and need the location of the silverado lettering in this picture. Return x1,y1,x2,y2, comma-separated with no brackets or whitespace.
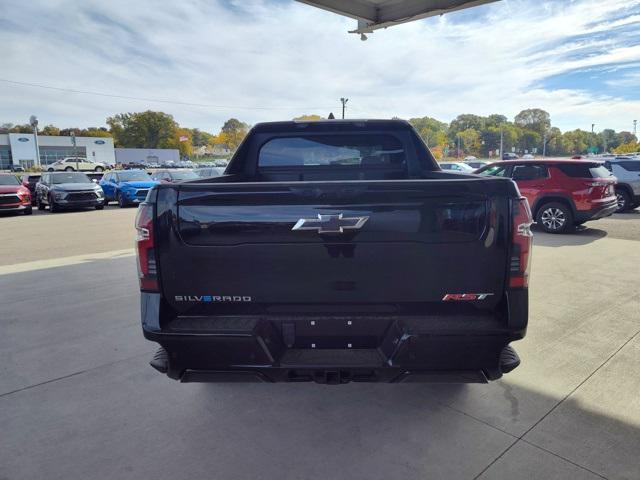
174,295,253,302
136,119,533,384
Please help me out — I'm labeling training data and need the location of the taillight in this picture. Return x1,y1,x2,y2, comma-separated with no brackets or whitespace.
509,197,533,289
135,203,158,291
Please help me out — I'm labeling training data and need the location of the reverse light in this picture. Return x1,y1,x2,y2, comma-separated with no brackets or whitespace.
509,197,533,289
135,203,158,291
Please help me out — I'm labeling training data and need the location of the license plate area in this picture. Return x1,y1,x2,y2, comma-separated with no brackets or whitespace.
281,316,393,349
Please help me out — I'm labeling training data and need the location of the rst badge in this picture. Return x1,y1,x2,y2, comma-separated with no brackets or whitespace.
442,293,494,301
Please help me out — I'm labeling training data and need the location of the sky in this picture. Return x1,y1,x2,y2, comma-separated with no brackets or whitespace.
1,0,639,134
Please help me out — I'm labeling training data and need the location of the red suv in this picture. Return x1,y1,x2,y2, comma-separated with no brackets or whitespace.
476,160,617,233
0,173,32,215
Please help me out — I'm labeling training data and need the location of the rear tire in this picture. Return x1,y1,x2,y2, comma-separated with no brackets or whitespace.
37,195,45,210
615,188,632,212
536,202,573,234
95,166,104,172
24,206,33,215
65,166,75,172
95,204,104,210
117,192,127,208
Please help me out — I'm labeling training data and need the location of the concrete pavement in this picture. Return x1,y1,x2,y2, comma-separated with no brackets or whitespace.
1,208,639,479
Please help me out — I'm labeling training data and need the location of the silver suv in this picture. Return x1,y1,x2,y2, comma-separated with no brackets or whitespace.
604,156,640,211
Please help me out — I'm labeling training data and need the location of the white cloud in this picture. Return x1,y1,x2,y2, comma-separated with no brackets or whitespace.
1,0,639,133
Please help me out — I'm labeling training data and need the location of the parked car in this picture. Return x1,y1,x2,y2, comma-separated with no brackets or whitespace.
85,172,104,183
466,160,491,169
150,169,199,183
137,119,532,384
10,164,25,172
20,174,41,205
47,157,108,172
476,160,617,233
193,167,223,178
602,157,640,211
100,170,159,207
439,162,475,173
522,154,534,159
122,161,148,170
0,173,32,215
35,172,105,212
502,153,519,160
214,159,228,167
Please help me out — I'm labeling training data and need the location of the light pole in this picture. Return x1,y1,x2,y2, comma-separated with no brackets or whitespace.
71,132,79,171
634,120,637,137
542,132,546,158
591,123,596,154
499,126,504,160
340,98,348,119
457,134,461,159
29,115,40,168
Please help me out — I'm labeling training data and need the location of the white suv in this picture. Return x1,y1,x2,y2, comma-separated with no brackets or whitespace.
604,157,640,211
47,157,108,172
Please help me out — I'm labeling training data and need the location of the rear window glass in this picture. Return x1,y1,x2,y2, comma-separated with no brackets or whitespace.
258,135,406,168
556,163,611,179
477,165,508,177
618,161,640,172
512,164,548,180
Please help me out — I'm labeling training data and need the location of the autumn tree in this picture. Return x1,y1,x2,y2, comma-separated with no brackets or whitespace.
190,128,214,147
107,111,178,148
172,128,193,157
293,114,324,121
514,109,551,136
218,118,249,151
458,128,482,156
41,125,60,136
409,116,448,149
613,142,640,154
1,124,33,133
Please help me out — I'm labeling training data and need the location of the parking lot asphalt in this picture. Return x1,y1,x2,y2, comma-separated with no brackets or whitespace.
1,207,639,480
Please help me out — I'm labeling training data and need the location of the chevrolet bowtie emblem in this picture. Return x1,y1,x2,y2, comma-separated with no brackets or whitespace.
292,214,369,234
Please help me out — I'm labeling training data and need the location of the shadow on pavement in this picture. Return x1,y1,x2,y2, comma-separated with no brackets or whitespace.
533,226,607,247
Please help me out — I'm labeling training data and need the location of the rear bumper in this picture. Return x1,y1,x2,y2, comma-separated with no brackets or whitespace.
575,199,618,223
141,291,527,384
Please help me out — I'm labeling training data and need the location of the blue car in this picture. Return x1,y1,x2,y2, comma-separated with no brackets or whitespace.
99,170,159,207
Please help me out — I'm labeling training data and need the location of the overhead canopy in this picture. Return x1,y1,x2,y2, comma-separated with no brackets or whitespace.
296,0,499,37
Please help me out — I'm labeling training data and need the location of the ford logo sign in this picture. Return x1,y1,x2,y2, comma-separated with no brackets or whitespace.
18,137,29,142
94,140,106,145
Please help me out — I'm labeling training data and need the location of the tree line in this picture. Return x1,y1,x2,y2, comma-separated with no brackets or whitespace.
2,108,637,158
0,112,250,158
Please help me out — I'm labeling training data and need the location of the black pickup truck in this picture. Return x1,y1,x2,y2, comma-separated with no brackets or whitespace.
136,119,533,384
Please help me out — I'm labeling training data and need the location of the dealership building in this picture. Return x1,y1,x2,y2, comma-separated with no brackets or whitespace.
0,133,116,169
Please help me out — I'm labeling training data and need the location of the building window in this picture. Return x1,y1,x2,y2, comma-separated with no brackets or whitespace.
0,146,12,169
39,146,87,165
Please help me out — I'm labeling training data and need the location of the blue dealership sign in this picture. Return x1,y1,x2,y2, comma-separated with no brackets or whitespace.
18,137,29,142
94,140,106,144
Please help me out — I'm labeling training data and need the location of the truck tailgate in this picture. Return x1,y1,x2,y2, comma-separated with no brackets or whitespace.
156,179,514,311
